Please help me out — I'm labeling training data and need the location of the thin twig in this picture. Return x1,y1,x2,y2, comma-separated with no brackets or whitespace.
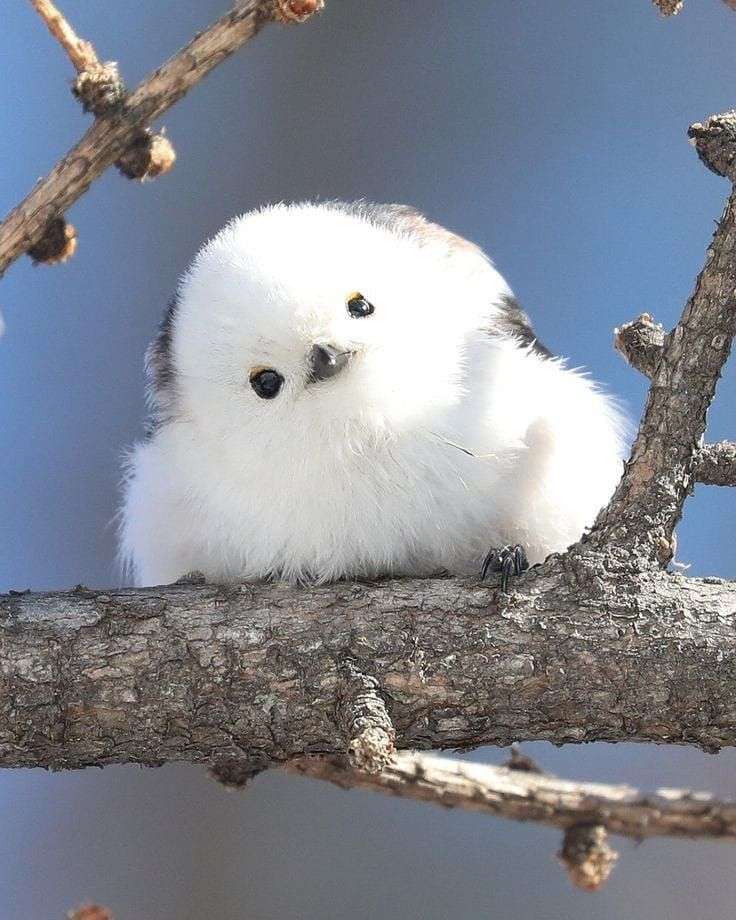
287,751,736,841
29,0,99,73
0,1,322,277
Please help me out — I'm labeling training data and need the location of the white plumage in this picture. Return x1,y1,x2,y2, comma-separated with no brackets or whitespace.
120,201,626,586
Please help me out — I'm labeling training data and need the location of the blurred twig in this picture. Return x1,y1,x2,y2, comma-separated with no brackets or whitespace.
0,0,323,275
30,0,100,73
287,751,736,842
67,906,113,920
653,0,736,14
653,0,684,13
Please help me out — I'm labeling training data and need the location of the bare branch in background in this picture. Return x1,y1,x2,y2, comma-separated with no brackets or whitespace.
30,0,105,75
29,0,124,115
0,0,323,277
288,751,736,842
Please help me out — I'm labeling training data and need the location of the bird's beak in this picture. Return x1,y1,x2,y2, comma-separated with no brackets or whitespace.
307,343,353,383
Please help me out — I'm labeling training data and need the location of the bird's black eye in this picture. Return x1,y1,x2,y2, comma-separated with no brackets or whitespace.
249,368,284,400
347,293,375,318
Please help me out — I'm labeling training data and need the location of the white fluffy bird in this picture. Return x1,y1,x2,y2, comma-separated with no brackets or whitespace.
120,201,626,587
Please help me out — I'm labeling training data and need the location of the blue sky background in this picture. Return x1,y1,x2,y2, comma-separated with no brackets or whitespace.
1,2,736,918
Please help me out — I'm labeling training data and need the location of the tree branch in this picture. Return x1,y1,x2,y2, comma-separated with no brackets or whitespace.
287,750,736,842
614,316,736,487
30,0,101,74
1,565,735,772
588,134,736,563
0,0,323,278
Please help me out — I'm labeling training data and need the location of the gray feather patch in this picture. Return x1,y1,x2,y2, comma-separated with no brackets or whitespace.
144,292,179,436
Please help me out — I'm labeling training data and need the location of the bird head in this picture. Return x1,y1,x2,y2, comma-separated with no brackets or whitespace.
148,201,510,450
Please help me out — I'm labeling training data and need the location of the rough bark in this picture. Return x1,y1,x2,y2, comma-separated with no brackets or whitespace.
588,187,736,565
1,559,735,772
694,441,736,486
614,313,666,378
614,318,736,487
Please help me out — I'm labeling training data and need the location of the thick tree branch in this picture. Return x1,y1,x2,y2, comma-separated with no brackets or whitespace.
1,563,735,772
588,130,736,563
0,0,323,277
287,750,736,842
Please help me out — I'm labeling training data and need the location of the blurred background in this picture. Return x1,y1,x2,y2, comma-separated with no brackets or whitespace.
2,0,736,917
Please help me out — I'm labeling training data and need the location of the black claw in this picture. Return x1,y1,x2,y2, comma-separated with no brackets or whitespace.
480,544,529,592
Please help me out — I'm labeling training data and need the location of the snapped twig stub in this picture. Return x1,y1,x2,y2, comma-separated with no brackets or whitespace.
558,825,618,891
67,907,113,920
689,111,736,181
613,313,666,378
653,0,683,14
338,663,396,775
694,441,736,486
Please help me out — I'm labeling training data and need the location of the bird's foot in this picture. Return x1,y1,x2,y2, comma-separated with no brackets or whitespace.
480,544,529,593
